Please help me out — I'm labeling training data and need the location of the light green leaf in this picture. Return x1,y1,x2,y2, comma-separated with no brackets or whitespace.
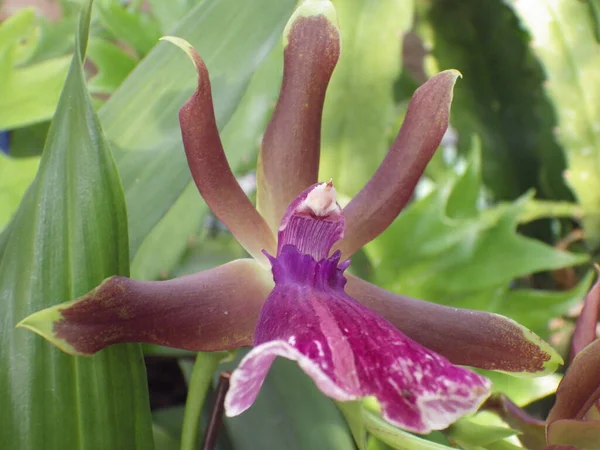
507,0,600,246
0,54,70,130
478,371,561,407
362,409,454,450
446,418,519,449
0,7,38,64
320,0,414,197
95,2,162,57
0,153,39,231
148,0,202,33
87,37,137,95
0,2,153,448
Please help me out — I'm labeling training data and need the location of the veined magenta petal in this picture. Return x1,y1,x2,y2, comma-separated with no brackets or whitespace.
257,1,340,231
167,37,276,261
277,182,344,260
18,259,272,356
346,274,562,375
225,246,490,434
570,268,600,361
337,70,460,259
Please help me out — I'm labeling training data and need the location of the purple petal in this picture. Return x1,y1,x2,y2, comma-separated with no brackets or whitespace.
165,37,277,262
225,246,490,434
346,274,563,375
18,259,271,355
257,1,340,231
337,70,460,259
570,268,600,360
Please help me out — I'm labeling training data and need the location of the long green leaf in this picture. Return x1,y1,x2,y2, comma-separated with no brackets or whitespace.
0,2,153,448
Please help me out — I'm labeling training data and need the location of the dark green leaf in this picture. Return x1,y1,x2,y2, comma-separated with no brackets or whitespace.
419,0,569,202
220,355,355,450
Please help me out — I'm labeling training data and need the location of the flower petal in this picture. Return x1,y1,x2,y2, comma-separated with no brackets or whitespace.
345,274,563,376
17,259,272,356
225,247,490,434
257,0,340,231
570,267,600,360
337,70,460,259
164,37,276,262
548,339,600,424
547,419,600,449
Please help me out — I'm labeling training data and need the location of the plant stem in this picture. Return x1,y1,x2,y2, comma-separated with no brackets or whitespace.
180,353,220,450
202,372,231,450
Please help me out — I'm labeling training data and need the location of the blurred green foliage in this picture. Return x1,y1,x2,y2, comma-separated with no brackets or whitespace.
1,0,599,449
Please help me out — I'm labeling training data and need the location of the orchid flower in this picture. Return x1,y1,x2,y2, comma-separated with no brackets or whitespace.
20,0,561,434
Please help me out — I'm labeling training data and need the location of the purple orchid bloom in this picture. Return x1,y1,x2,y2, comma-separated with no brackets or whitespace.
19,0,561,433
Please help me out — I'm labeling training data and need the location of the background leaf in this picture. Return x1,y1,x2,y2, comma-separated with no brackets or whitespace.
0,2,153,448
365,148,587,334
506,0,600,247
320,0,414,197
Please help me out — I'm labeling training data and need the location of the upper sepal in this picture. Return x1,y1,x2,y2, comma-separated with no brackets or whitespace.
257,0,341,231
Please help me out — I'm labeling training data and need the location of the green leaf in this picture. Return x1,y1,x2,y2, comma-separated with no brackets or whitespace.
0,153,39,231
495,271,593,338
0,7,38,64
507,0,600,246
97,0,295,260
445,418,519,449
320,0,414,197
0,2,153,448
362,409,454,450
220,355,355,450
0,10,71,131
148,0,202,33
95,2,162,57
365,147,587,315
419,0,569,202
479,371,561,407
87,37,137,95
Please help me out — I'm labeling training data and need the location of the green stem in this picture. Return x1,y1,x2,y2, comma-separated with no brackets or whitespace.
180,353,220,450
